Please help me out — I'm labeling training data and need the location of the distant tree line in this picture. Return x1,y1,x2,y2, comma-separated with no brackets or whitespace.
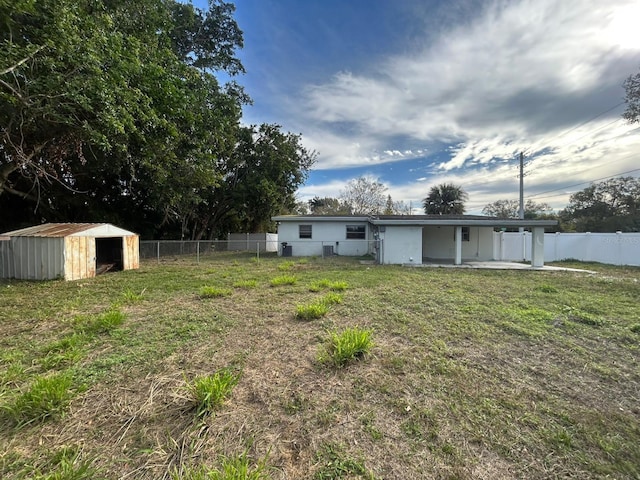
0,0,315,239
302,175,640,233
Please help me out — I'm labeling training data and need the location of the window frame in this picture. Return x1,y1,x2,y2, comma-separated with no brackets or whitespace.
345,224,366,239
299,224,312,239
454,226,470,242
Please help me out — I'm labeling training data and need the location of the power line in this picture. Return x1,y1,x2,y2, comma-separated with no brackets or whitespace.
526,167,640,200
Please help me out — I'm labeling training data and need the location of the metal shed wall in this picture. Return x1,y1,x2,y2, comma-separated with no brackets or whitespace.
0,236,65,280
0,223,140,281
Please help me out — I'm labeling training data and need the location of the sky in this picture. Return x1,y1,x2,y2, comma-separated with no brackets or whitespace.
193,0,640,214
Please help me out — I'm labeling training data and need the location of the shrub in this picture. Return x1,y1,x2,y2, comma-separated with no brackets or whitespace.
322,327,373,367
187,370,239,416
200,286,233,298
296,303,329,321
269,275,297,287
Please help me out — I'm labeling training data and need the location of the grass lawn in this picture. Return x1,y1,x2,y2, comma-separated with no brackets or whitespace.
1,254,639,479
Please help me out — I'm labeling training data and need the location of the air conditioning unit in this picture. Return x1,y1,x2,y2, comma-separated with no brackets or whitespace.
323,245,334,257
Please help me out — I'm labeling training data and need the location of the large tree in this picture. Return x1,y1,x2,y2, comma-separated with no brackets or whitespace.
423,183,468,215
339,176,387,215
1,0,313,238
559,177,640,232
308,196,351,215
623,67,640,124
482,199,554,219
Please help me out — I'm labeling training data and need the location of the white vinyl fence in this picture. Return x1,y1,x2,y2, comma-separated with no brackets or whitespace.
494,232,640,266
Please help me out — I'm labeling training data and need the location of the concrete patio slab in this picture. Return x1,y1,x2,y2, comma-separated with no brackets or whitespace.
410,260,595,273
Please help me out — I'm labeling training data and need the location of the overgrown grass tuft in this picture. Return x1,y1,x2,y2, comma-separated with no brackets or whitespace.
187,369,239,416
630,323,640,334
121,288,145,303
313,443,374,479
538,283,558,293
200,286,233,298
328,281,348,291
269,275,297,287
175,451,270,480
321,327,373,367
321,292,343,305
2,372,74,426
277,261,296,271
232,279,258,289
295,302,329,321
73,309,125,335
39,334,86,370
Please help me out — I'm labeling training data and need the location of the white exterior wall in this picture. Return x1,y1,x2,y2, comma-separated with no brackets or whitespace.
277,221,370,257
423,226,494,260
495,232,640,266
0,237,64,280
380,226,422,265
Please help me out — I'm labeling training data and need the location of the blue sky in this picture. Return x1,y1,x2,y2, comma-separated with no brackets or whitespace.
193,0,640,214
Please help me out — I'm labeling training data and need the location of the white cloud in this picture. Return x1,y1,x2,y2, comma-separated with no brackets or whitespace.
294,0,640,175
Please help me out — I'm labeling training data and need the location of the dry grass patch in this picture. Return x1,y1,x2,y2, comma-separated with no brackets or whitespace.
0,255,639,479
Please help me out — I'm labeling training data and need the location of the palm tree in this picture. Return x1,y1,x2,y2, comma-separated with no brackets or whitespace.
423,183,468,215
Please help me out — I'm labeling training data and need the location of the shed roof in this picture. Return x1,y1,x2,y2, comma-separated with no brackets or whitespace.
1,223,137,238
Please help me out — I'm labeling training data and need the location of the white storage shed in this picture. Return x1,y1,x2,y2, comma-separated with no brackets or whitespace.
0,223,139,281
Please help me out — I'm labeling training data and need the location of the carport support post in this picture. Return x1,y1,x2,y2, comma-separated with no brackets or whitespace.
454,226,462,265
531,227,545,267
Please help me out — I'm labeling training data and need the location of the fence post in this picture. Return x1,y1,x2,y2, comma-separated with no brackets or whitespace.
157,241,160,264
197,241,200,264
257,242,260,261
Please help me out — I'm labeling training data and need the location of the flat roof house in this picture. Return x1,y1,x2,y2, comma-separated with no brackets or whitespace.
272,215,558,267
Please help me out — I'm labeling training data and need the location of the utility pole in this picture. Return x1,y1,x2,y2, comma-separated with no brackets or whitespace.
519,151,524,222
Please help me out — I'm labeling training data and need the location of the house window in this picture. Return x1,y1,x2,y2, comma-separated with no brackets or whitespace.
299,224,312,239
454,227,470,242
346,225,366,239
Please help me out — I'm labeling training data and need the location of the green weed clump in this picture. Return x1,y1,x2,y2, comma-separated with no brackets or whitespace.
630,323,640,334
322,327,373,367
28,446,97,480
187,370,239,416
296,302,329,321
321,293,343,305
269,275,297,287
329,281,348,291
313,443,372,479
175,451,271,480
309,279,348,292
74,309,125,335
121,288,145,303
233,279,258,289
309,279,332,292
2,372,74,426
538,284,558,293
40,334,86,370
277,261,296,271
200,286,233,298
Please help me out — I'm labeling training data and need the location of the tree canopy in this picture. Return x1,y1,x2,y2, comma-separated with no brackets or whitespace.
339,176,388,215
423,183,468,215
482,199,554,219
559,177,640,232
0,0,313,238
623,67,640,124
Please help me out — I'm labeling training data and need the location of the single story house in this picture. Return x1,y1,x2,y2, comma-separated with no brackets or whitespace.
272,215,558,267
0,223,139,281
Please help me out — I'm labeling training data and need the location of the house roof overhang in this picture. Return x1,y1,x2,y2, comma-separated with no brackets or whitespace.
272,215,557,229
272,215,370,223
